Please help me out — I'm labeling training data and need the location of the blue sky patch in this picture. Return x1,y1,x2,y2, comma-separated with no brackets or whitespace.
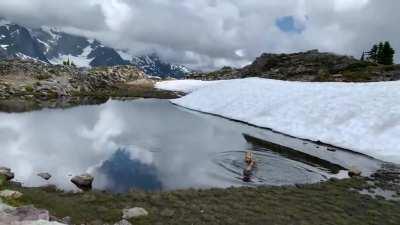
276,16,305,34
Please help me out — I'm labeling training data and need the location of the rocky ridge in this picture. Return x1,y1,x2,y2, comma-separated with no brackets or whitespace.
0,58,182,112
0,59,149,100
188,50,400,82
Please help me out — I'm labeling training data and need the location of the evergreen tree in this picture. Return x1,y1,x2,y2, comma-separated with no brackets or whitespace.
376,42,385,64
369,44,378,62
360,52,365,61
381,41,395,65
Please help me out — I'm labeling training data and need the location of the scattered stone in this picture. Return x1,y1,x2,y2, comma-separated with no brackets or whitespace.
61,216,72,224
71,173,94,190
160,208,175,217
122,207,149,219
8,205,50,221
88,219,104,225
0,167,15,180
37,173,52,180
348,167,362,177
0,190,23,199
114,219,132,225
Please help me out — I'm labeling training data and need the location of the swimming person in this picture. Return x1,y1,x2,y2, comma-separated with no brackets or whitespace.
243,151,256,182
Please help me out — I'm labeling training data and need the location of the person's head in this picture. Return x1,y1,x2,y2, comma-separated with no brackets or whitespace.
245,151,253,163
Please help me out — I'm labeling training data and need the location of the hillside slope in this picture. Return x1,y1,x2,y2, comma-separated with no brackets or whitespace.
189,50,400,82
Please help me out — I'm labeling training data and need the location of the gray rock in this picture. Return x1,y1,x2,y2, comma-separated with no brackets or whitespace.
160,208,175,217
71,173,94,190
0,190,23,199
348,167,362,177
114,219,132,225
38,173,52,180
0,167,15,181
122,207,148,219
61,216,72,224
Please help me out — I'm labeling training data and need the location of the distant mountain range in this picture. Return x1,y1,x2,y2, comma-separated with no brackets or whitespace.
0,19,190,78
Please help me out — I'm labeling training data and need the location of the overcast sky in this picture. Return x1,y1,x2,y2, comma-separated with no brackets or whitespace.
0,0,398,70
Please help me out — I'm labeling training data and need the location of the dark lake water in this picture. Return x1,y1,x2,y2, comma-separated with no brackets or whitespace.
0,99,382,192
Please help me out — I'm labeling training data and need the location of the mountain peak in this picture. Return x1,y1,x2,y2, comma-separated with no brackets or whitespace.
0,21,191,78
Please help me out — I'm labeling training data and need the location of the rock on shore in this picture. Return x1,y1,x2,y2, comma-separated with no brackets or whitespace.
0,167,15,181
70,174,94,190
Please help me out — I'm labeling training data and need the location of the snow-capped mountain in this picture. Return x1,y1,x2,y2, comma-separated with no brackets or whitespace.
131,54,191,78
0,20,48,63
0,19,190,78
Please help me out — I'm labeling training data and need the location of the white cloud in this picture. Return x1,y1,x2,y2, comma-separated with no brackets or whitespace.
334,0,369,12
91,0,132,31
0,0,398,70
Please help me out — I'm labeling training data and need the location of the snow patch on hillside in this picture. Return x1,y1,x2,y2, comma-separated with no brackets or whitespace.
50,45,94,67
0,19,11,27
157,78,400,164
172,64,191,73
117,50,132,61
40,26,61,42
156,80,221,93
15,53,47,64
36,38,51,53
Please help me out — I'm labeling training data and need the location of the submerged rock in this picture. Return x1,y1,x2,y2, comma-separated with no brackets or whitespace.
0,190,23,199
37,173,52,180
71,174,94,190
122,207,148,219
0,167,15,181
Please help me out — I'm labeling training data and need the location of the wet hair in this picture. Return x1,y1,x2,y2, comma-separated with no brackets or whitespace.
245,151,253,164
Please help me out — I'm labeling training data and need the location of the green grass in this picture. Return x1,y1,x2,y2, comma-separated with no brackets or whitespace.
3,178,400,225
0,175,6,187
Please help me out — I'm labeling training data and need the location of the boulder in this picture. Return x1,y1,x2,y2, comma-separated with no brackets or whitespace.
348,167,362,177
0,190,23,199
37,173,52,180
70,174,94,190
122,207,148,219
0,167,15,181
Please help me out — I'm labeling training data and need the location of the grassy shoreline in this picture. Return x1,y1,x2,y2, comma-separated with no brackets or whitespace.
2,174,400,225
